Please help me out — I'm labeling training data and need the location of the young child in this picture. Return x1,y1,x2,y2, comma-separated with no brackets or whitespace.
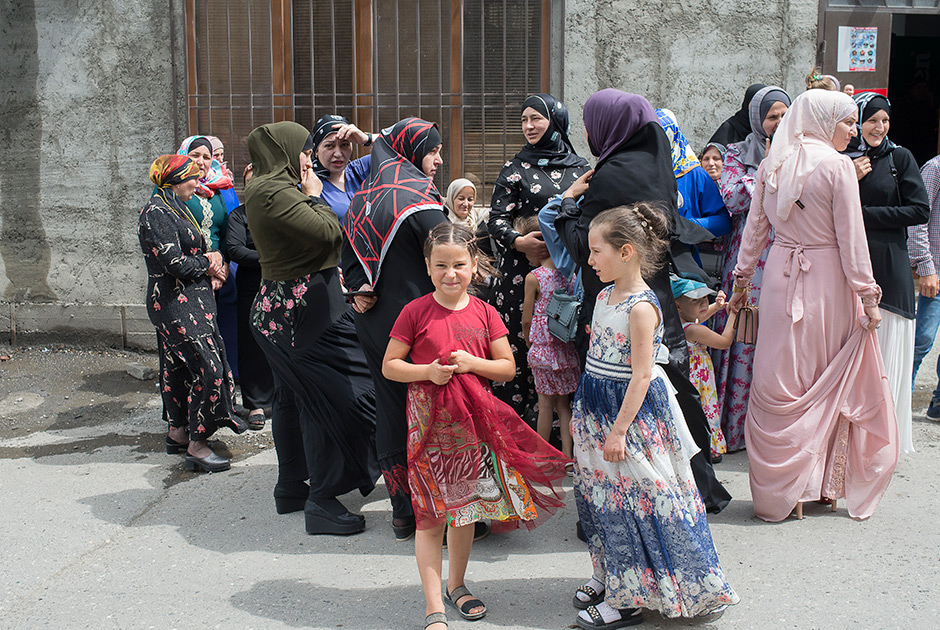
517,215,580,463
571,204,738,628
382,222,568,630
672,276,735,461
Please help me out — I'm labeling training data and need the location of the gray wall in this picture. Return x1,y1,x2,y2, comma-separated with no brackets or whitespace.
0,1,182,347
563,0,819,159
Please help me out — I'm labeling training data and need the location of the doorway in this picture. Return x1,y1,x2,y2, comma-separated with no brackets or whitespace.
888,14,940,166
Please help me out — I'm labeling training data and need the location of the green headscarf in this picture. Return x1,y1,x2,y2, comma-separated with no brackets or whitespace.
245,121,342,281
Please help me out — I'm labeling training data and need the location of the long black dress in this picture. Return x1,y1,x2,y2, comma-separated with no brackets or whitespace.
488,156,589,417
226,204,275,410
246,121,379,508
138,190,238,439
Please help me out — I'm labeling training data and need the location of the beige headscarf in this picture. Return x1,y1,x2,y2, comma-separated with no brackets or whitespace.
443,178,480,229
763,89,857,221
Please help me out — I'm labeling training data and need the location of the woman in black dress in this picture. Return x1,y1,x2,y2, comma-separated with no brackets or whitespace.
342,117,449,540
246,121,379,535
488,94,589,417
225,163,274,427
138,154,246,473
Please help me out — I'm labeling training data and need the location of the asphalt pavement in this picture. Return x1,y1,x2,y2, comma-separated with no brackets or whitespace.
1,342,938,629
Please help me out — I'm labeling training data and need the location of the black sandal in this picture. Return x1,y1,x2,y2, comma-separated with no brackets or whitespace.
576,605,643,629
445,585,486,621
572,583,605,610
424,612,447,629
247,411,266,431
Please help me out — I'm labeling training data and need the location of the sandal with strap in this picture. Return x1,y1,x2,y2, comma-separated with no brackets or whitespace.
247,411,266,431
424,612,447,629
572,583,605,610
576,605,643,629
445,585,486,621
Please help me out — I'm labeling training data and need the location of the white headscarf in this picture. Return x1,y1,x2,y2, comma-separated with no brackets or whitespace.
443,178,480,229
763,89,857,221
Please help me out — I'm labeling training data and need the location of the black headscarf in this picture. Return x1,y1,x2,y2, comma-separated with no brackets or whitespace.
309,115,348,178
515,94,587,169
342,118,444,285
845,93,896,159
183,136,213,156
708,83,766,146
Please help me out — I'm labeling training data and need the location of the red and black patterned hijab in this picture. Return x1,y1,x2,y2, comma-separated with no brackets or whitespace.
342,117,443,286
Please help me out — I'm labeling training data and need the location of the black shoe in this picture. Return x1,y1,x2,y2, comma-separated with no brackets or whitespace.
392,516,417,541
576,520,587,543
928,398,940,419
304,501,365,535
711,453,723,464
273,482,309,514
165,435,188,455
223,414,250,435
185,452,231,472
473,521,490,542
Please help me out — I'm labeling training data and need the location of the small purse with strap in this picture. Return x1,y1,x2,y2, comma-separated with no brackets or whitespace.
547,271,581,343
732,177,766,345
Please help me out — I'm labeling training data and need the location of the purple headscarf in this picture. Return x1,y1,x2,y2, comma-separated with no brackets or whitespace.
583,89,659,163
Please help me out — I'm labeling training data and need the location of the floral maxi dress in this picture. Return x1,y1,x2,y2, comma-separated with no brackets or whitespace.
572,288,738,617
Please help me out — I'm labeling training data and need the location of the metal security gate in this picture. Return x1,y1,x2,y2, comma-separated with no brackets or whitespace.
185,0,551,193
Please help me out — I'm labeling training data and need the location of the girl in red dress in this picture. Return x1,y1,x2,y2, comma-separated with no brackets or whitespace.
383,222,568,630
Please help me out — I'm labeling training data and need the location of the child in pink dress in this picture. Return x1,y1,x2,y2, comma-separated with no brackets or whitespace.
383,221,568,630
671,277,735,460
518,216,581,460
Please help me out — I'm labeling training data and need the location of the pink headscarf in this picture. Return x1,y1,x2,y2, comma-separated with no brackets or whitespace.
762,89,856,221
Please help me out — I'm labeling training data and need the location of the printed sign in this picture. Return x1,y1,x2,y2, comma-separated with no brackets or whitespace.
837,26,877,73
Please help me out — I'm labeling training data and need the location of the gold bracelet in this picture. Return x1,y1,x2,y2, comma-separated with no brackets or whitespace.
732,284,748,293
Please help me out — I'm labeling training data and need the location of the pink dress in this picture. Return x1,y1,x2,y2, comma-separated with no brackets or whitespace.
682,322,726,457
527,266,581,395
734,155,898,521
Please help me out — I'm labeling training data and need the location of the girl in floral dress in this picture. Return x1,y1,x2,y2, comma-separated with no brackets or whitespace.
571,204,738,629
671,277,735,460
518,215,580,461
383,222,568,630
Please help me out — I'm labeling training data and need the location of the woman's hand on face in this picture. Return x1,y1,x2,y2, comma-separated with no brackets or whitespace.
562,169,594,200
336,124,370,145
853,156,872,181
426,359,457,385
300,161,324,197
862,304,882,332
351,283,377,314
513,231,549,259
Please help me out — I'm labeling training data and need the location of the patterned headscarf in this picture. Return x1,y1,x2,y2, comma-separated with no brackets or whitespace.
149,154,200,188
343,118,444,285
655,108,701,178
177,135,234,197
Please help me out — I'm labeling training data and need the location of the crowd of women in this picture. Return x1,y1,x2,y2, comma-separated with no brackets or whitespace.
137,69,934,628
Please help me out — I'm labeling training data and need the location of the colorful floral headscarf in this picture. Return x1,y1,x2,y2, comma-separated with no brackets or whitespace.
655,108,700,178
149,154,200,188
177,135,234,197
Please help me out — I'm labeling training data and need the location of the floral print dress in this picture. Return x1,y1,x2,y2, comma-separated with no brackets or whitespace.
572,288,738,617
488,157,589,416
527,266,580,395
712,142,773,451
138,193,237,439
682,322,726,457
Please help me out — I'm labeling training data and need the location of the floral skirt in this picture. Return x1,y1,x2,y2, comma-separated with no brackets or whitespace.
572,372,738,617
406,373,568,530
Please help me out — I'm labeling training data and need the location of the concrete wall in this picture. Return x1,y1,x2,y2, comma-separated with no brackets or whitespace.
0,1,184,348
563,0,819,158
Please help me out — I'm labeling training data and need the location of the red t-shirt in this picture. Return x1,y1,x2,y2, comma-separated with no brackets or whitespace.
389,293,509,383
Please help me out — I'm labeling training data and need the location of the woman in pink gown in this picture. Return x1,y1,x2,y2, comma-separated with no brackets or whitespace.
730,89,898,522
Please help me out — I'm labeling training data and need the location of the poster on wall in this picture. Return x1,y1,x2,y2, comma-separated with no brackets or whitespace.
837,26,877,72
